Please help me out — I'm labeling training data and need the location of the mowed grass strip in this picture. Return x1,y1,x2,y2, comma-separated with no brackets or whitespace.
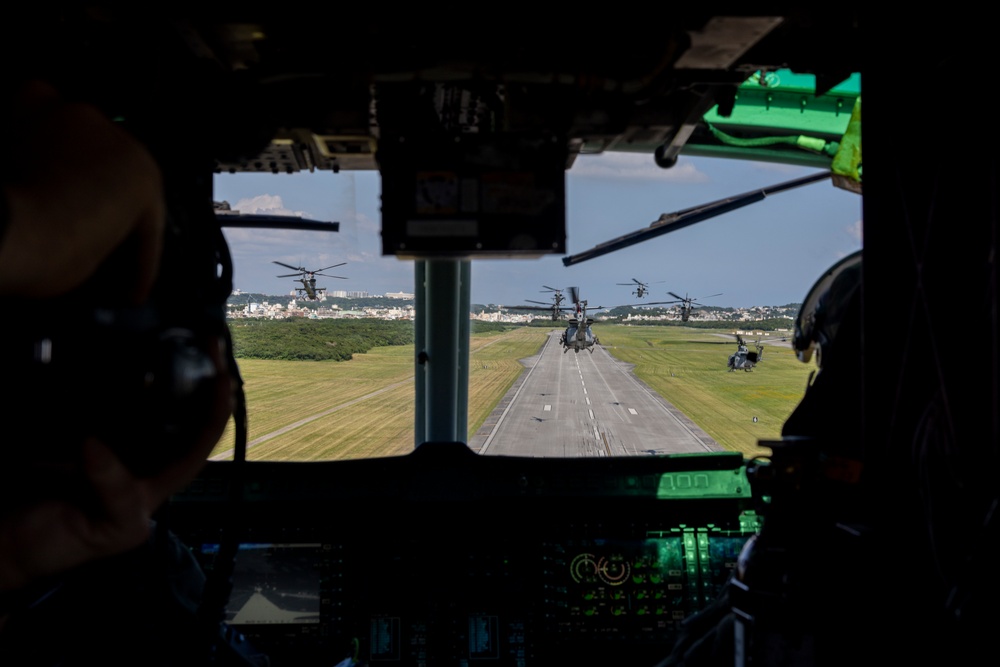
212,327,544,461
595,324,813,458
211,344,414,459
243,381,415,460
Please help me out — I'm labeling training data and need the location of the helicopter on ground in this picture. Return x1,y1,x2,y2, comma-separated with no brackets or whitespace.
273,261,347,300
728,334,763,372
669,291,723,322
617,278,664,299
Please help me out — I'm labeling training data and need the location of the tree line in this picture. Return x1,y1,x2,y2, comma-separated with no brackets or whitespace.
227,318,517,361
227,318,414,361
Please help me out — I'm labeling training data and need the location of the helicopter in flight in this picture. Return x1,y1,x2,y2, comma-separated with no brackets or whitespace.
560,287,606,353
668,291,723,322
508,286,569,321
617,278,664,299
501,287,605,353
273,261,348,300
727,334,764,372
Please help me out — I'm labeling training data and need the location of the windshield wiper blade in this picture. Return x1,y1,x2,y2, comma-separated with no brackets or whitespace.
562,171,830,266
215,212,340,232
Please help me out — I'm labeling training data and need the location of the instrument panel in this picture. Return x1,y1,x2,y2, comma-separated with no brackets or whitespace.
168,445,759,666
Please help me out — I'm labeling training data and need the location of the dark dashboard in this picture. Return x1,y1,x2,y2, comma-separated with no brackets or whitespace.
168,445,759,666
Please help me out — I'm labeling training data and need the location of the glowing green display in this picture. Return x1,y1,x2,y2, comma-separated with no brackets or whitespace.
655,467,751,499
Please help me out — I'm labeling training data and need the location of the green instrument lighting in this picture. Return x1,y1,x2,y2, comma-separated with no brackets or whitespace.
655,465,751,499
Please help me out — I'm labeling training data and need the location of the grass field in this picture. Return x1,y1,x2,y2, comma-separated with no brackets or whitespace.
596,325,813,458
211,324,814,461
210,326,544,461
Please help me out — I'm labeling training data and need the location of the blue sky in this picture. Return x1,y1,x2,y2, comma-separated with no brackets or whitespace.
213,151,862,310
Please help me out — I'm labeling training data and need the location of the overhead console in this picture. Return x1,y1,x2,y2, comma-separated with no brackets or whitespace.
167,445,760,666
378,125,568,259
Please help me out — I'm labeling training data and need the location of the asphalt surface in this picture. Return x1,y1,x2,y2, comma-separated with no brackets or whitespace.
470,331,722,457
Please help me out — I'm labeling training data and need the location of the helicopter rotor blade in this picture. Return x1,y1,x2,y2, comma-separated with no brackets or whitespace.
637,300,681,306
502,304,556,311
569,286,580,304
273,261,304,272
667,291,685,301
315,263,347,272
314,273,348,279
277,272,304,278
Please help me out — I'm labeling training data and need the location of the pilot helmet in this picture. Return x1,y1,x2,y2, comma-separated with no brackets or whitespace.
792,249,862,367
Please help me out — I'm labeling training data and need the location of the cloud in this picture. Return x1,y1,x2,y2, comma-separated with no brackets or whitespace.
848,218,863,242
569,152,709,183
230,194,312,219
353,211,380,235
345,248,376,263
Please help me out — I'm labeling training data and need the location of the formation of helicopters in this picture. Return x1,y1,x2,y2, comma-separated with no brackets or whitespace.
614,282,723,322
501,287,605,353
504,285,735,356
506,287,773,371
273,261,348,300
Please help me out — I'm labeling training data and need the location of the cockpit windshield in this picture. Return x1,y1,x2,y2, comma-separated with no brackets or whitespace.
212,151,861,462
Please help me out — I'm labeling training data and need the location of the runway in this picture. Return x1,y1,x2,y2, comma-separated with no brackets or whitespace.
471,331,722,457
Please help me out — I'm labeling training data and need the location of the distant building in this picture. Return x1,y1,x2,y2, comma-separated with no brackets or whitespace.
386,291,415,299
329,290,372,299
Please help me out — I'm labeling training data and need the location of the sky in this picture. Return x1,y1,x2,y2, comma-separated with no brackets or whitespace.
213,152,862,310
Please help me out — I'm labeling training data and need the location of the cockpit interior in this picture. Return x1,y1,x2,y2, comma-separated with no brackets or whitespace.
5,6,997,667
